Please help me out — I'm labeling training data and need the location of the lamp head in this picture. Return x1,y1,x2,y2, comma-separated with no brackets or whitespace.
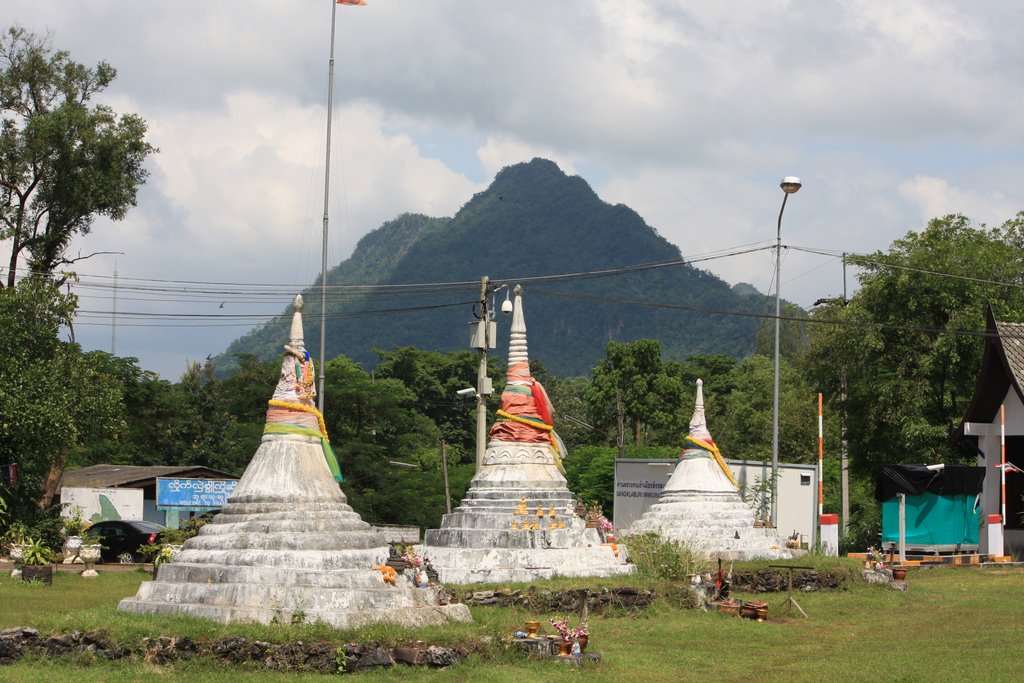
780,176,802,194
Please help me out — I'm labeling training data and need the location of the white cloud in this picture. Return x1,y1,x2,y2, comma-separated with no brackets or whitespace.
477,137,579,180
4,0,1024,375
898,176,1021,227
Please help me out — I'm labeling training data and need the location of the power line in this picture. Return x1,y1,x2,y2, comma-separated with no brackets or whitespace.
531,287,1019,341
788,245,1024,289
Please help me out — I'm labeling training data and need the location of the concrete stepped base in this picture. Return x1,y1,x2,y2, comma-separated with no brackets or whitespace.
118,435,472,628
630,457,793,561
422,441,636,583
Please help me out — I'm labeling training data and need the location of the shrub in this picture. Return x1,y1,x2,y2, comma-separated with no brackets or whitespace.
623,532,707,582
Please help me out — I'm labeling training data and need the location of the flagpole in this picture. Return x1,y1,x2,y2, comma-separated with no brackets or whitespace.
318,0,338,415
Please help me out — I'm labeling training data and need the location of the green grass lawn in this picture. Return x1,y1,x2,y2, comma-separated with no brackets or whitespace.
1,563,1022,682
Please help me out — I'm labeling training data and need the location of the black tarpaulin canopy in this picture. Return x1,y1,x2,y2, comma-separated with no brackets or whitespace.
875,464,985,502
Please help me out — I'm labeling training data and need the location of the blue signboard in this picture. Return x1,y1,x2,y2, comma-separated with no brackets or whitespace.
157,477,238,509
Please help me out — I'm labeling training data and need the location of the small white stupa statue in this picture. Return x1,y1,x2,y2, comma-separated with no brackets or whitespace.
119,295,472,628
630,379,793,560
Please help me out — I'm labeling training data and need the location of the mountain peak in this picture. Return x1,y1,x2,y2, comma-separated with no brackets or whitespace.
217,159,774,376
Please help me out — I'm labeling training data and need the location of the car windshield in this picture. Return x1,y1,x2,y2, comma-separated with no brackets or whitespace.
127,521,166,533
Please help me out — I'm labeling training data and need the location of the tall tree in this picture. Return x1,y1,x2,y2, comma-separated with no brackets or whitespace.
0,278,124,515
801,213,1024,473
0,25,156,285
713,354,818,463
373,346,505,461
585,339,686,447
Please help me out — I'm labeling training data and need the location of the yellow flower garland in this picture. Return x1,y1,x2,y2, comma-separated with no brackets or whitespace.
268,399,330,443
496,409,553,431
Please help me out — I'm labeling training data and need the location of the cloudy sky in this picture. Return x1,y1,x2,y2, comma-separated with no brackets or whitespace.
4,1,1023,379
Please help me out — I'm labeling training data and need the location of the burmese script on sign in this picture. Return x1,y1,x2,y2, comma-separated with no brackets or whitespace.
157,478,239,509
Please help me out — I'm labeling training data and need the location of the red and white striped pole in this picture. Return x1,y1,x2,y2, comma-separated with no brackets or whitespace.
1001,404,1006,525
818,392,824,517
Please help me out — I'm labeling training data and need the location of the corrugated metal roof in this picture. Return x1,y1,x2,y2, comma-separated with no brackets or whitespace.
995,320,1024,389
958,310,1024,430
60,465,238,489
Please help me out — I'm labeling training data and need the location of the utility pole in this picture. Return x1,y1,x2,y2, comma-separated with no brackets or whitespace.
615,389,626,459
473,276,494,471
840,253,850,536
111,259,118,355
440,438,452,514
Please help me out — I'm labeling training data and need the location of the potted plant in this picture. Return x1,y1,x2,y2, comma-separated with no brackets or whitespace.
79,542,102,578
21,537,55,585
4,523,28,578
61,507,88,563
549,617,573,655
570,624,589,654
549,616,588,656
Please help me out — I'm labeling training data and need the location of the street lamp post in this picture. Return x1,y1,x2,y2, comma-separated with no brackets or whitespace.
771,176,802,528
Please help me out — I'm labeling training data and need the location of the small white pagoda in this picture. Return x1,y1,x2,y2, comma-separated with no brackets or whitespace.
119,296,472,628
419,286,634,583
629,379,793,560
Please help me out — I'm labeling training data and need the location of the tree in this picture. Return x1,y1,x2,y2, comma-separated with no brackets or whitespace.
801,213,1024,473
0,25,156,285
713,354,817,463
585,339,686,447
0,278,124,517
373,346,505,461
753,301,810,360
167,360,245,473
541,374,592,451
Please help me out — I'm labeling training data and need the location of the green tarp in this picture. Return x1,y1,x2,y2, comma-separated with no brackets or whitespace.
881,492,980,546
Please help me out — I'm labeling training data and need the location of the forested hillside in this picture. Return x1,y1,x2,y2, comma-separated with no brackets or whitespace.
215,159,776,376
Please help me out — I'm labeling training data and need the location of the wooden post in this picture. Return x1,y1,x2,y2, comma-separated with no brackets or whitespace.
898,492,906,563
840,370,849,536
615,389,625,459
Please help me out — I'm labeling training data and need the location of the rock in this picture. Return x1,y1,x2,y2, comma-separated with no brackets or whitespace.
44,634,77,656
393,647,427,665
0,636,24,665
213,636,251,663
349,647,394,671
425,645,463,667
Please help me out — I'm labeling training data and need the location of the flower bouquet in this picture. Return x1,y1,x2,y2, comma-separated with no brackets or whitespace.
401,544,423,569
549,616,589,655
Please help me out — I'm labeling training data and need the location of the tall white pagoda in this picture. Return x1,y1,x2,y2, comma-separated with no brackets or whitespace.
119,296,472,628
420,286,634,583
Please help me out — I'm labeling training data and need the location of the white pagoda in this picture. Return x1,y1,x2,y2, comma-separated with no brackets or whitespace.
630,379,793,560
120,296,472,628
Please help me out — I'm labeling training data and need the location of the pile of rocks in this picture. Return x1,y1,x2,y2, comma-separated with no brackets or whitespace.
461,586,656,612
728,568,848,593
0,627,466,674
